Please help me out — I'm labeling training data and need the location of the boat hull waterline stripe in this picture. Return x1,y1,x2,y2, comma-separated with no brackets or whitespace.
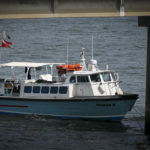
0,104,28,108
0,110,124,120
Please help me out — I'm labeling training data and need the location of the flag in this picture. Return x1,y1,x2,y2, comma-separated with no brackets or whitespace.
2,31,11,40
4,40,13,45
1,40,12,48
1,31,13,48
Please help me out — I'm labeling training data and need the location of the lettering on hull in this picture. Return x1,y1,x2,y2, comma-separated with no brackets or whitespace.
96,103,116,107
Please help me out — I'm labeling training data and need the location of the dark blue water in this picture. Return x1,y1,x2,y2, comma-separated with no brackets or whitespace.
0,17,149,150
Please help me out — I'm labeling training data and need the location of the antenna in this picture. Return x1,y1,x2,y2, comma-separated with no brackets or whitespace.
92,35,94,60
67,37,69,66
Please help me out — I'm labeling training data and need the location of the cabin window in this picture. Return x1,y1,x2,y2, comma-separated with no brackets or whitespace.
6,89,12,94
101,72,111,82
59,87,68,94
90,74,101,82
24,86,32,93
50,87,58,94
77,76,89,83
111,72,117,81
41,86,49,94
70,76,76,83
33,86,41,93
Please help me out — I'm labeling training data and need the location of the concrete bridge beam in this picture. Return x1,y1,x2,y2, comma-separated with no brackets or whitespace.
0,0,150,19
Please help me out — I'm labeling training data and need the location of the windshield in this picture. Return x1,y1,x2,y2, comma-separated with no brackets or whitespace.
111,72,117,81
101,72,111,82
90,74,101,82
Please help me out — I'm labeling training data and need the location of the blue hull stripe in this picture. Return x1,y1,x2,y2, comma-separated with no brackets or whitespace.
0,110,124,121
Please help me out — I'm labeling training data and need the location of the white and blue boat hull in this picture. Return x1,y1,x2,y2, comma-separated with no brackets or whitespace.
0,94,137,121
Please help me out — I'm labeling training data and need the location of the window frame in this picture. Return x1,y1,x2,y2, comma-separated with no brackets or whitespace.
110,72,117,81
50,86,58,94
90,73,101,82
77,75,89,83
101,72,111,82
33,86,41,94
41,86,50,94
24,86,32,93
70,76,76,83
59,86,68,94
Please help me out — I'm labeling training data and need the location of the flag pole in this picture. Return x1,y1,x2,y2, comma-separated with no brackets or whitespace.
0,32,13,63
67,37,69,66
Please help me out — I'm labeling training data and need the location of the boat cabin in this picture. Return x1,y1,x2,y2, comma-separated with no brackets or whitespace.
0,52,123,99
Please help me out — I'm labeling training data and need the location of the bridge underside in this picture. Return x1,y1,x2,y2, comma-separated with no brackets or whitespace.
0,0,150,19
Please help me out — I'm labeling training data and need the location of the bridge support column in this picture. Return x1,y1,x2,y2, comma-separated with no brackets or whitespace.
145,27,150,135
138,16,150,135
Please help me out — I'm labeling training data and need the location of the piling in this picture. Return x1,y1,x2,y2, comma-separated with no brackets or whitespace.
138,16,150,135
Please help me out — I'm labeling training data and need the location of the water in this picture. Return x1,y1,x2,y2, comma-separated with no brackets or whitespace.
0,17,149,150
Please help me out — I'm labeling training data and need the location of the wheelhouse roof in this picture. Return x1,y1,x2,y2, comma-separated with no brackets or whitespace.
0,62,65,68
73,70,114,75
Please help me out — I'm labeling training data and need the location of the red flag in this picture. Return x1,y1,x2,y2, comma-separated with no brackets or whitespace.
1,40,11,48
1,31,13,48
4,40,13,45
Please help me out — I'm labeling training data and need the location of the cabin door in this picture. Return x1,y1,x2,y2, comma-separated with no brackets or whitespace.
76,83,83,96
76,83,92,96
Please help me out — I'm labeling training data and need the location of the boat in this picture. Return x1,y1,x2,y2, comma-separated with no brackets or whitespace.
0,51,138,121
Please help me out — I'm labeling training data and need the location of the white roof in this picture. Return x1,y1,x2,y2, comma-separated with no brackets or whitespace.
73,70,113,75
0,62,65,68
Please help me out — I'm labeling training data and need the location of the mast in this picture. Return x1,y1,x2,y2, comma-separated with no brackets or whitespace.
80,48,87,71
66,37,69,66
92,35,94,60
88,35,98,71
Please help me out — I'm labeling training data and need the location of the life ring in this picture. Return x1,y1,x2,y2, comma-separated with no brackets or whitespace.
5,83,12,88
56,64,82,73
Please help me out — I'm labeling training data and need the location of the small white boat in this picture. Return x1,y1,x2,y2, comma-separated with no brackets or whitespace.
0,51,138,121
